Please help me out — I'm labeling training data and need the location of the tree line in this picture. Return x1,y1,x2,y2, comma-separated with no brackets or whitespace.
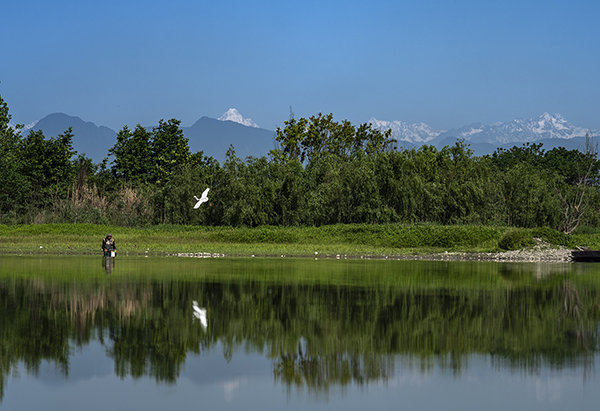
1,92,598,232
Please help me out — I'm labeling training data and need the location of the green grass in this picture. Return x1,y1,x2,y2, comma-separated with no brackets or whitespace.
0,223,590,257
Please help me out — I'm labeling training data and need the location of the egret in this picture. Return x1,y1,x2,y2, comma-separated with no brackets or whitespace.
193,188,210,209
192,300,208,329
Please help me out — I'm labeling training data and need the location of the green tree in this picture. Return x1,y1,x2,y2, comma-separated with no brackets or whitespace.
543,146,588,184
491,142,546,171
215,148,277,227
495,163,560,227
161,151,220,225
275,113,395,165
151,119,191,185
491,139,600,231
109,119,191,187
0,92,29,218
271,157,307,226
555,134,599,234
0,89,16,137
301,153,385,225
435,141,487,224
108,125,153,185
17,128,77,208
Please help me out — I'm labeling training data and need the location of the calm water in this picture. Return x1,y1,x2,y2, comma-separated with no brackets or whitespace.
1,255,600,410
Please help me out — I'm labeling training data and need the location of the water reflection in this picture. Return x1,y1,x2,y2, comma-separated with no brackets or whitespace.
192,301,208,329
1,256,600,406
102,255,115,275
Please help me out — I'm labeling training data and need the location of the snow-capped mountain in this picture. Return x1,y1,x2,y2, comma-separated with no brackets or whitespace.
437,113,591,145
368,117,441,143
370,113,596,146
8,120,38,134
218,108,259,128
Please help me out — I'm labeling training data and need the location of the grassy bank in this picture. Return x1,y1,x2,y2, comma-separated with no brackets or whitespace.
0,223,596,257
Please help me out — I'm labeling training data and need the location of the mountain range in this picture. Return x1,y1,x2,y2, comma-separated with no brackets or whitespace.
370,112,597,156
14,111,598,163
22,109,275,163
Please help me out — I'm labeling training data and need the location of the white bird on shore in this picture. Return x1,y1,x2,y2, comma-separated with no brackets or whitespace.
192,300,208,329
193,188,210,209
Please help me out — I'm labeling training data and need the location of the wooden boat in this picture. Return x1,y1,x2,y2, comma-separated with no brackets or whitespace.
571,247,600,262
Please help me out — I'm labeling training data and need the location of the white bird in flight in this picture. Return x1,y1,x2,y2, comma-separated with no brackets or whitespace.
192,300,208,329
193,188,210,209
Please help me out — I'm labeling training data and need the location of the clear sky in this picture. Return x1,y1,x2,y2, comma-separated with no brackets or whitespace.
1,0,598,132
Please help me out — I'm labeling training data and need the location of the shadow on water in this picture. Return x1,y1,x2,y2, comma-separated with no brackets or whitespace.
1,255,600,400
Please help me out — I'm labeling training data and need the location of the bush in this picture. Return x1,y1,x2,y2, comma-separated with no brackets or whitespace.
498,228,534,251
571,225,600,236
530,226,574,247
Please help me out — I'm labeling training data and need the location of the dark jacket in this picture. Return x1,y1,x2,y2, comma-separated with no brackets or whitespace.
102,237,116,252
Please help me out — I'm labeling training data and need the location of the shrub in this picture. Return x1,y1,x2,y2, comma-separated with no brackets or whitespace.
498,228,534,251
530,227,575,247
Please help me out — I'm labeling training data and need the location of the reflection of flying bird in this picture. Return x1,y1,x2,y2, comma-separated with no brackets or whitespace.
192,300,208,329
193,188,210,209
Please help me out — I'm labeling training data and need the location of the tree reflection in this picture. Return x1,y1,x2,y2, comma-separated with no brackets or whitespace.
1,259,599,400
274,347,394,392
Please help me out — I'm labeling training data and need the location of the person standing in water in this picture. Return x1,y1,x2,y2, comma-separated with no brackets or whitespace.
102,233,117,257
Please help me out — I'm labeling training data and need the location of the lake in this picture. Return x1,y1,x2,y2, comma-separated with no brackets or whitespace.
1,255,599,410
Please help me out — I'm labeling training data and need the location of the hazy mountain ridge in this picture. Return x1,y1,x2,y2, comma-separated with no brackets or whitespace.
15,111,599,163
183,116,275,161
24,110,274,163
31,113,117,161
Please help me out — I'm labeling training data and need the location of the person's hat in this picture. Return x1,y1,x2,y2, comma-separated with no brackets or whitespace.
107,233,112,237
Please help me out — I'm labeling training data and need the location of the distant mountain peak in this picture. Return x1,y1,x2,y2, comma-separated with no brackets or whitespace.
535,112,568,132
28,112,117,162
368,117,442,143
8,120,38,134
371,112,595,146
218,108,259,128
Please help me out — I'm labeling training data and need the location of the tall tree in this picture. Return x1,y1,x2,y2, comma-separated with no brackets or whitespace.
18,128,77,207
109,119,191,186
151,119,191,185
0,91,29,217
491,142,546,171
108,125,153,185
555,133,599,234
275,113,395,165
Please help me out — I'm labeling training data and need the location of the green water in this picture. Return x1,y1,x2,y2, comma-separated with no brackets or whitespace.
1,255,599,410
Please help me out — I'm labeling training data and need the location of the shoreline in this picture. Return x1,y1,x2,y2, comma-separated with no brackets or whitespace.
0,225,583,263
1,241,575,263
425,238,574,263
1,223,593,263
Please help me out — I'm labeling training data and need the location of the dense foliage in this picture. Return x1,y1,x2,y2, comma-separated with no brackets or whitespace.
1,92,599,232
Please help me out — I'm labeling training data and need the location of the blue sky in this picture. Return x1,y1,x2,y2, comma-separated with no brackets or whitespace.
1,0,599,132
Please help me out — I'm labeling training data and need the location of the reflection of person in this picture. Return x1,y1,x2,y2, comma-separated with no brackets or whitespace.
102,256,115,275
102,234,117,257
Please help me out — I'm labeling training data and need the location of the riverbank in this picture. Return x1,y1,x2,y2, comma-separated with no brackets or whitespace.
425,238,574,263
175,237,574,262
0,223,593,263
